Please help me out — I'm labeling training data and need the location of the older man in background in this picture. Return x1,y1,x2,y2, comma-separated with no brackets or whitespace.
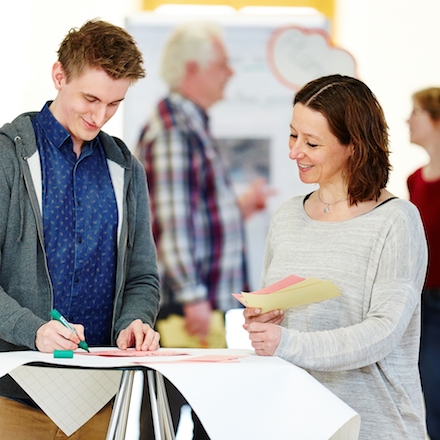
137,21,270,439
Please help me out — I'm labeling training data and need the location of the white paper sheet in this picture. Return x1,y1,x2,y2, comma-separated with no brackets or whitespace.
0,349,360,439
153,352,360,440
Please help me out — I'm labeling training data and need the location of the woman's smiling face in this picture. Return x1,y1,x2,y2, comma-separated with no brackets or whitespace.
288,103,353,186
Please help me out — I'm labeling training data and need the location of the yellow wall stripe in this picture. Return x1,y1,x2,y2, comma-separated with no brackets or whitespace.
141,0,334,20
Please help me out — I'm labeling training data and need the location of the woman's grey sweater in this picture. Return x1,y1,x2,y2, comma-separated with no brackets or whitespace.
265,195,427,439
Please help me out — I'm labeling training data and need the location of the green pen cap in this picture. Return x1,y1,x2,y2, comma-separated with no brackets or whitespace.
50,309,62,320
54,350,74,359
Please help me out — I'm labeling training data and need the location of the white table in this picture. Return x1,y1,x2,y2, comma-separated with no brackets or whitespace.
0,348,360,440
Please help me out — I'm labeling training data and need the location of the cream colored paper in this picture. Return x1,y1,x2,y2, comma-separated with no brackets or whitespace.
9,366,121,437
234,276,341,313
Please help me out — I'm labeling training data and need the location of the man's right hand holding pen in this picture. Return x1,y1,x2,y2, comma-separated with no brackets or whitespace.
35,318,87,353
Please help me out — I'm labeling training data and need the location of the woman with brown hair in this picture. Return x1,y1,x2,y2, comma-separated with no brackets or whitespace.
244,75,428,440
407,86,440,440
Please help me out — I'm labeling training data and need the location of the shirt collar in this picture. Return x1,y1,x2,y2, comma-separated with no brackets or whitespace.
169,92,210,130
34,101,71,149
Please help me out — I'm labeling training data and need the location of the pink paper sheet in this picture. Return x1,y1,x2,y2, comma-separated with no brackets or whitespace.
251,274,305,294
232,274,306,307
77,348,186,357
172,354,245,363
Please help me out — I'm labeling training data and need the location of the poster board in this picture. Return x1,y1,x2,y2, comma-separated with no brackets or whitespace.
124,8,356,289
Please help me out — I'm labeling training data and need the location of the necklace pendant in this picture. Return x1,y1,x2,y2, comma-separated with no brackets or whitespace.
324,204,330,214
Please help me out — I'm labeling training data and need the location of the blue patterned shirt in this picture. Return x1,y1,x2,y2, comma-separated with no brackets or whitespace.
32,102,118,345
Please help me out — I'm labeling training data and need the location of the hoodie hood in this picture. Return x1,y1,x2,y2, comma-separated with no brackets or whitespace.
0,112,39,158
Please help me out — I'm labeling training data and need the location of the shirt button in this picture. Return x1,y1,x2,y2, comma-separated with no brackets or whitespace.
78,237,82,244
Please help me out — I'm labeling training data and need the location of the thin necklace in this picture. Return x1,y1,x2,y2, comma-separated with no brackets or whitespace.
317,190,348,214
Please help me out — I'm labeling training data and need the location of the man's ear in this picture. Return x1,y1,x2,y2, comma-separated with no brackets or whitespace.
52,61,67,90
185,60,200,77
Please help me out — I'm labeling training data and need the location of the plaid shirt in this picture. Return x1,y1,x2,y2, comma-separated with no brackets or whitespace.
137,93,247,312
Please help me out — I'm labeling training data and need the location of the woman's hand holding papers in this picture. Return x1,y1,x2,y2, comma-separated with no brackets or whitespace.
243,307,284,326
243,308,283,355
246,321,282,356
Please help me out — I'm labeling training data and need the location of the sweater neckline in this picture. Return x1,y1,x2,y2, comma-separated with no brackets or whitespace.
301,192,399,224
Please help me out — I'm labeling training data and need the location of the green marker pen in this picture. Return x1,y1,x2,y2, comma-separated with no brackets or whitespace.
50,309,90,352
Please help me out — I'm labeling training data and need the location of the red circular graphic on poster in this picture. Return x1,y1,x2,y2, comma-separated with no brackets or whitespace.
267,26,357,91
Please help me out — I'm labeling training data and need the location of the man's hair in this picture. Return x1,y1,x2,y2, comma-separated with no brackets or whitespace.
57,19,145,83
294,74,391,204
160,21,223,89
413,87,440,121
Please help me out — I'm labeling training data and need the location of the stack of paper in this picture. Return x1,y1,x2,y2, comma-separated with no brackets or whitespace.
232,274,341,313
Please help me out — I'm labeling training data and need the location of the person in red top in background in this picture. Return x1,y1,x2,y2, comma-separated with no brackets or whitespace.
407,86,440,440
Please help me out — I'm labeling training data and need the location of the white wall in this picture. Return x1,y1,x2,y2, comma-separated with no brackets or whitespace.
335,0,437,198
0,0,141,137
0,0,436,197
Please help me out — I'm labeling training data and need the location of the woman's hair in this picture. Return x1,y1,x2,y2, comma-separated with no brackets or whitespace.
160,22,223,90
413,87,440,121
57,19,145,83
294,74,391,204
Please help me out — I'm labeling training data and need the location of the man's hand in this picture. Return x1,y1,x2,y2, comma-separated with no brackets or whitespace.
237,178,276,220
117,319,160,351
35,320,85,353
183,301,212,346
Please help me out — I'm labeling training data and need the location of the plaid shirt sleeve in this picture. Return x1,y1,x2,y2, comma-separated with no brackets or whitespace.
139,121,208,304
